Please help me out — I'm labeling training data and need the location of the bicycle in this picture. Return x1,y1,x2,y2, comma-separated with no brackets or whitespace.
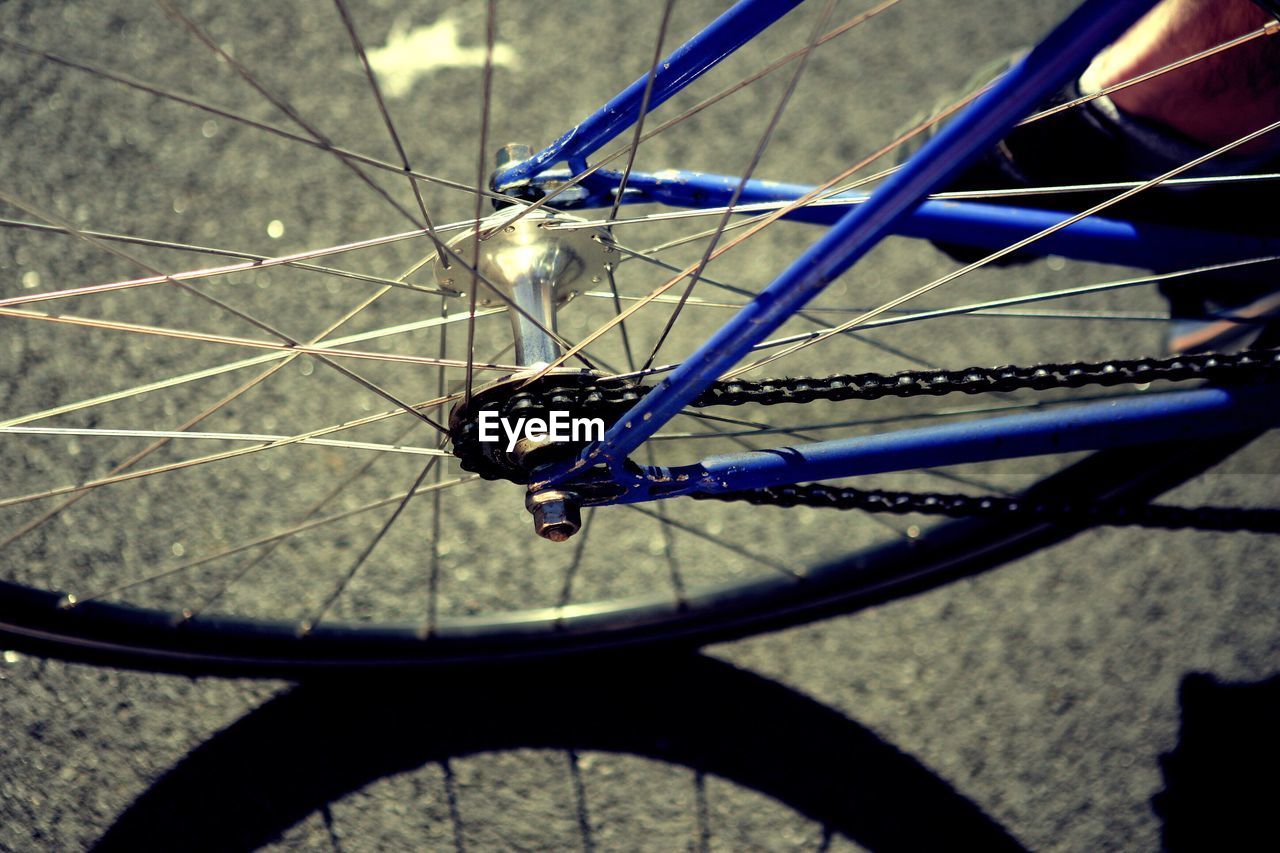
0,0,1277,675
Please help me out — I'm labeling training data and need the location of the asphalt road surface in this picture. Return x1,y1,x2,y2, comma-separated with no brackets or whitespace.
2,0,1278,850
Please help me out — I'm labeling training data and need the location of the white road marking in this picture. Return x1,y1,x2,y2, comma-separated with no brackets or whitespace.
366,14,517,98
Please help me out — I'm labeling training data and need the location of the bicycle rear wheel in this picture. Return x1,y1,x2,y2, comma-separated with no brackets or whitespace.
0,0,1274,675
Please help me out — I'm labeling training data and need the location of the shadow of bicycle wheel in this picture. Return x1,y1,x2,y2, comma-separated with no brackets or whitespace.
94,652,1024,851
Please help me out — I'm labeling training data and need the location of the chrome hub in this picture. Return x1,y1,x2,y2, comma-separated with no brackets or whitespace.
437,157,615,541
432,205,613,369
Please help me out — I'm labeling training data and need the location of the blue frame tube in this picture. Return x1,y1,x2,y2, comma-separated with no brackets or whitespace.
611,170,1280,271
606,386,1280,503
494,0,805,187
536,0,1164,492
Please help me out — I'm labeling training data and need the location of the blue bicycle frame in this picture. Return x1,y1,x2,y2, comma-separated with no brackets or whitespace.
493,0,1280,506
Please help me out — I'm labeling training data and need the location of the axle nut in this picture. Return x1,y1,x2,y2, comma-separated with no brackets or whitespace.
525,489,582,542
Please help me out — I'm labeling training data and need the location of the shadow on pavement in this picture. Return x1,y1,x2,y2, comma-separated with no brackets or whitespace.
1154,671,1280,852
95,653,1025,851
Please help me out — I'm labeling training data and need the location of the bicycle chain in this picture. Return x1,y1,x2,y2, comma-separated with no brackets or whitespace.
689,483,1280,533
450,350,1280,529
689,349,1280,406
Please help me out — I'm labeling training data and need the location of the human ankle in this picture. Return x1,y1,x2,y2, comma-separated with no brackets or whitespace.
1086,0,1280,155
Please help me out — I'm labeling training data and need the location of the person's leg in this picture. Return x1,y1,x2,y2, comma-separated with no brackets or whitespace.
906,0,1280,351
1086,0,1280,156
1081,0,1280,352
906,1,1280,210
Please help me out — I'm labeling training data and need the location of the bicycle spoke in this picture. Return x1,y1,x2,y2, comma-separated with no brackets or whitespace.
0,305,518,372
596,237,756,299
464,0,498,406
676,409,793,435
300,456,441,633
556,19,1280,254
0,217,453,296
514,86,987,388
623,505,799,579
744,255,1280,354
61,472,477,608
605,235,937,369
0,36,515,205
921,173,1280,200
730,118,1280,377
156,0,432,233
425,297,454,636
188,422,431,620
0,425,448,454
0,219,471,310
603,262,641,373
592,261,1280,321
0,390,467,511
0,190,318,337
155,0,598,376
1026,19,1280,125
606,0,677,225
481,0,903,238
923,468,1015,496
194,347,505,623
0,268,416,550
0,307,504,429
0,186,459,433
608,242,927,372
643,0,838,370
556,507,597,609
332,0,449,262
641,448,687,602
602,293,1206,322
